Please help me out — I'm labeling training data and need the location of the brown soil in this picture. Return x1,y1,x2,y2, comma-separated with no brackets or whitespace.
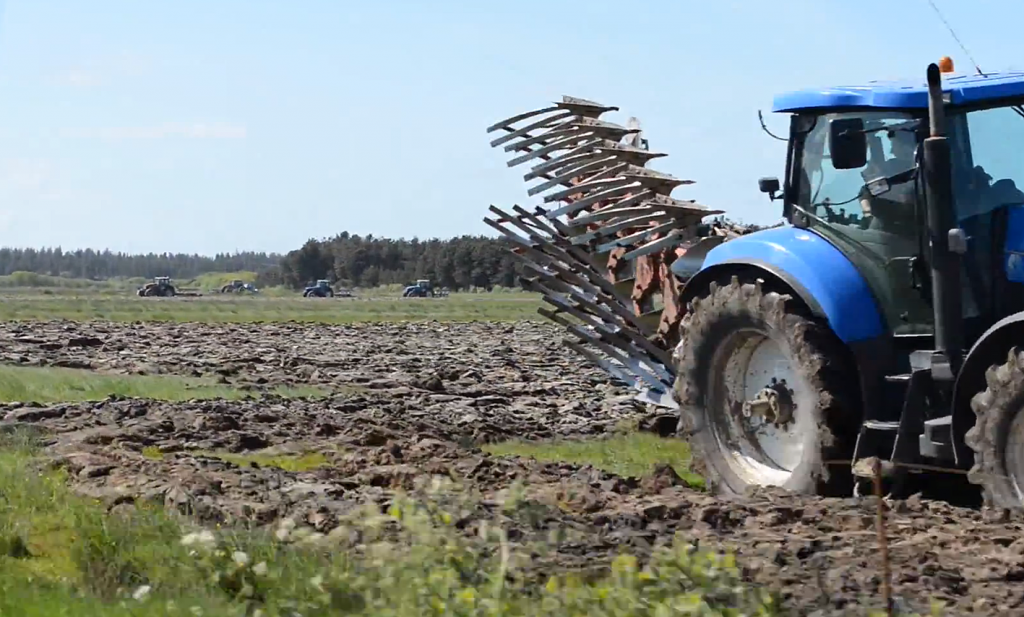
2,319,1023,615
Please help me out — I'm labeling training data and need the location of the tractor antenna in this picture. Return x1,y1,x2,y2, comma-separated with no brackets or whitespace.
925,0,984,76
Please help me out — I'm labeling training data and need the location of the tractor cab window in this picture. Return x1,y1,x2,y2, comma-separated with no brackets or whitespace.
955,105,1024,221
948,105,1024,324
798,111,919,234
796,110,933,335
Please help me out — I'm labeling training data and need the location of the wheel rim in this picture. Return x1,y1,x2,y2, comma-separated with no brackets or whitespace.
1004,410,1024,502
708,328,811,487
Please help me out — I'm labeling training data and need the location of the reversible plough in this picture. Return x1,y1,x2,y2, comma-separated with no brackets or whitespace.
484,97,757,409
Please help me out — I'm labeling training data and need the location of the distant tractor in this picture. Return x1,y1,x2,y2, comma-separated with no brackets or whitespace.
402,279,448,298
137,276,176,297
303,279,334,298
220,279,259,294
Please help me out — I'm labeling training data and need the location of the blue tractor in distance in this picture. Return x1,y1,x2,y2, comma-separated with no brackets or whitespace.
486,58,1024,509
402,279,448,298
303,279,334,298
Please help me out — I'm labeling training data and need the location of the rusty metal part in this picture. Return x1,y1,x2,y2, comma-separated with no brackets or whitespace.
483,96,729,407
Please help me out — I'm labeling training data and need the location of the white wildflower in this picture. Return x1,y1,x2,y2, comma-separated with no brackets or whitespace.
309,574,323,590
275,517,297,542
252,561,268,576
232,551,250,567
132,585,152,601
180,529,216,549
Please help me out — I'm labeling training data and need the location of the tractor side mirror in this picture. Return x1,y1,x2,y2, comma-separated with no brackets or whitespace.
829,118,867,170
758,177,781,200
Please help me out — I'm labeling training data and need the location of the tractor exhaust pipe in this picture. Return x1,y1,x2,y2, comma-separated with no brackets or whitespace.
923,62,963,378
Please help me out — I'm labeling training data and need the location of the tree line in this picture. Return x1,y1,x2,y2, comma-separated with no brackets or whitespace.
0,247,282,281
264,233,520,291
0,236,523,291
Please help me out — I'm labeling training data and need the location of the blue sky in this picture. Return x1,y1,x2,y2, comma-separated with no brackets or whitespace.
0,0,1017,255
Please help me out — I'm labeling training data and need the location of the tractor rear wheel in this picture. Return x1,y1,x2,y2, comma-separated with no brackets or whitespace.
965,348,1024,509
674,276,859,497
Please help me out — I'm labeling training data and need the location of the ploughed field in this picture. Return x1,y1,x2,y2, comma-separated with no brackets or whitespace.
2,318,1024,614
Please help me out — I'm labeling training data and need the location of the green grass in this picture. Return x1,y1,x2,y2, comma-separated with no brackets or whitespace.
483,432,705,488
0,365,328,403
0,293,544,323
197,449,332,472
0,430,780,616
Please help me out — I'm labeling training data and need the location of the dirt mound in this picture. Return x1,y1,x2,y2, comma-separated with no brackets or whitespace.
2,320,1024,614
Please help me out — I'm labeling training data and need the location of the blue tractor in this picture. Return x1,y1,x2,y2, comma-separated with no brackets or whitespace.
486,60,1024,508
303,279,334,298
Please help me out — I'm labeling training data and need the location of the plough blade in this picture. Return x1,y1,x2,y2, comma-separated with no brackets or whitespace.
483,95,746,410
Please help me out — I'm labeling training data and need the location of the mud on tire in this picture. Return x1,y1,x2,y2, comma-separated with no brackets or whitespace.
673,276,859,496
965,347,1024,509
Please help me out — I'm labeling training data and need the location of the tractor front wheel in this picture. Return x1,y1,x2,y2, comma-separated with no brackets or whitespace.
674,276,859,497
965,348,1024,509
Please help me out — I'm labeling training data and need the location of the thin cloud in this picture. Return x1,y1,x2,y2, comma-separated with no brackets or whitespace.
51,69,102,88
61,123,248,140
47,52,153,89
0,158,53,190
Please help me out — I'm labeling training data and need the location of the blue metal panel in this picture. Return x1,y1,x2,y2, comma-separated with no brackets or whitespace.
1004,205,1024,283
699,226,885,343
772,71,1024,113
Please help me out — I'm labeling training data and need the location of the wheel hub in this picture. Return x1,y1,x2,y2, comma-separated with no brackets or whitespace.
742,378,796,427
710,329,809,486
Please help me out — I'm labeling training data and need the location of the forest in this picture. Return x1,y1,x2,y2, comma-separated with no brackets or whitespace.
0,234,521,291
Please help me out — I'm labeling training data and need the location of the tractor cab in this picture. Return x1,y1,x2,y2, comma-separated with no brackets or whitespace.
764,63,1024,345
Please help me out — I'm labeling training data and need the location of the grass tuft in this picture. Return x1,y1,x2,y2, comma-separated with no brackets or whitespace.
483,432,705,487
197,449,331,472
0,293,544,324
0,365,329,403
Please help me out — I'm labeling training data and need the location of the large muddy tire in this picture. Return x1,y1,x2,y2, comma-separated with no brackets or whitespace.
673,276,859,496
965,348,1024,509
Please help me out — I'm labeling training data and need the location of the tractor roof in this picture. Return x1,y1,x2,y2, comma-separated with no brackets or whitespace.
772,70,1024,113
